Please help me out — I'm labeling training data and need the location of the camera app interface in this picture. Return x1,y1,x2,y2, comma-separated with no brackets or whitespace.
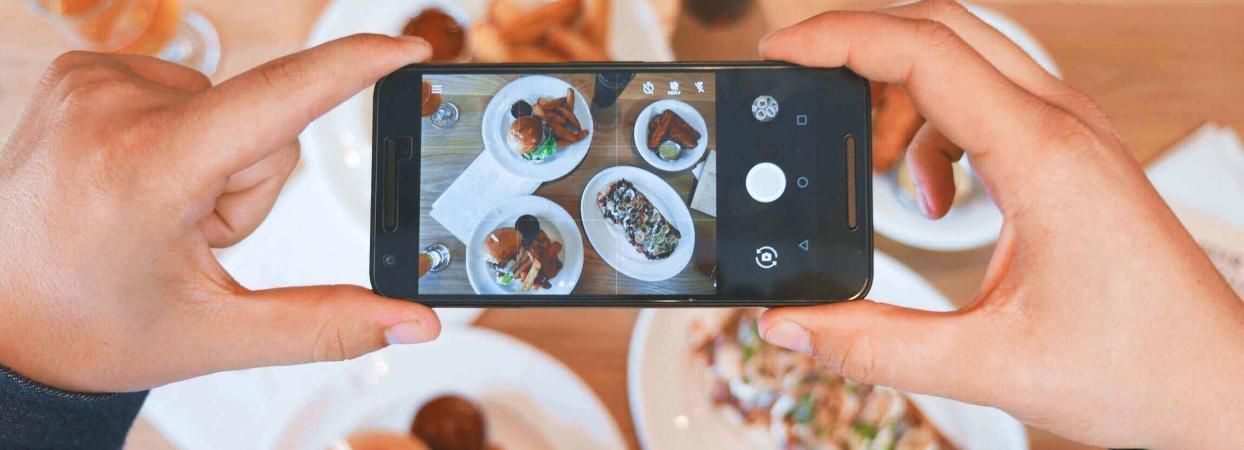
416,72,718,296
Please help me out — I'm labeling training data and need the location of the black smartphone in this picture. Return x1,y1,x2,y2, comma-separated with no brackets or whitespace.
371,62,871,307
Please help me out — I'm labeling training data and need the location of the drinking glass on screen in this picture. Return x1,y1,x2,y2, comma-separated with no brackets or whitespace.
29,0,221,76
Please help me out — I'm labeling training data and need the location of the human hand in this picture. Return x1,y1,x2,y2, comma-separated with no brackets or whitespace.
0,35,440,393
756,1,1244,448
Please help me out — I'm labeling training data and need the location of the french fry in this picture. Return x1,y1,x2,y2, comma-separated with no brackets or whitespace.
499,0,581,45
521,256,542,291
469,22,510,63
489,0,526,30
510,44,564,62
582,0,610,45
547,27,609,61
555,104,581,131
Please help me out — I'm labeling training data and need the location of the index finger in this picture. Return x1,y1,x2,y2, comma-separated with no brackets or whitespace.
180,34,430,178
760,12,1082,211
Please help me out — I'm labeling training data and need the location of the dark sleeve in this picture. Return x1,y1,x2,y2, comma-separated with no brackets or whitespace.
0,364,147,450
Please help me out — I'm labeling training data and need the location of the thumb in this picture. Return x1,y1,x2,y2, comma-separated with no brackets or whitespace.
212,285,440,369
760,301,991,401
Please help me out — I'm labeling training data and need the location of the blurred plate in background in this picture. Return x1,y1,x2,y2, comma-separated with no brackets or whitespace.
627,252,1028,450
277,328,626,450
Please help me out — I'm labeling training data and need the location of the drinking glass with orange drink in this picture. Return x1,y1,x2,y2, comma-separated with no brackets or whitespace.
29,0,221,76
419,244,452,277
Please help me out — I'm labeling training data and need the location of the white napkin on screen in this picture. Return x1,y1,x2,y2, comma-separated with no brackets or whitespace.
430,152,542,243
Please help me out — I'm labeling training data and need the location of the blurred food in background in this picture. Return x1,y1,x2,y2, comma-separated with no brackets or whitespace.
334,395,494,450
693,310,957,450
402,0,612,63
411,395,490,450
28,0,221,75
404,9,467,62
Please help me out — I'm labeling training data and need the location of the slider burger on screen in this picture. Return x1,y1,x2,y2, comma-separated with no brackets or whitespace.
484,227,523,285
507,116,548,160
482,224,564,292
505,90,588,162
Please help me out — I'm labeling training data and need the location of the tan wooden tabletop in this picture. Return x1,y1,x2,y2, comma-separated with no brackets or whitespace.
417,72,718,296
2,1,1242,449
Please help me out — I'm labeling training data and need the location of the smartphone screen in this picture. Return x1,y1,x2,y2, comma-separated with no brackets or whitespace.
373,64,871,306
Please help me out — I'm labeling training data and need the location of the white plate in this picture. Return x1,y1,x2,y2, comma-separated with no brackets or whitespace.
276,328,626,450
483,76,594,181
300,0,674,240
632,100,710,172
465,195,585,295
627,252,1029,450
580,166,695,282
873,2,1060,251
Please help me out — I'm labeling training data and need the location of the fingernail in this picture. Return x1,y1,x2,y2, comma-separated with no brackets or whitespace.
384,319,433,345
758,31,778,52
762,320,811,354
916,187,933,218
395,35,432,57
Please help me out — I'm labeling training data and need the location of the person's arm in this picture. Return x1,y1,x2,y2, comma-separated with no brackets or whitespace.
757,2,1244,449
0,365,146,449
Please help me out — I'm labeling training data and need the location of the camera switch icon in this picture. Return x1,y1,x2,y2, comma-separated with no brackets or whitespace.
755,246,779,269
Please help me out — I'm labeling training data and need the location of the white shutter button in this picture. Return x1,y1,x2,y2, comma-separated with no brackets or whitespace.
746,162,786,203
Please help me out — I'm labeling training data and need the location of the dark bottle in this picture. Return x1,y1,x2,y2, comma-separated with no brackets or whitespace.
686,0,754,26
591,71,635,131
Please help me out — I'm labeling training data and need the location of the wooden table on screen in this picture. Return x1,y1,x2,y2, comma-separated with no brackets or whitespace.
417,73,717,296
1,1,1242,450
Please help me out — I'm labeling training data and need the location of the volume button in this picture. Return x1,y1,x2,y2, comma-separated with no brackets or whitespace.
382,138,399,232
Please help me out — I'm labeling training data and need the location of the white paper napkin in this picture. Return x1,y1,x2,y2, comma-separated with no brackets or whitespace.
1147,123,1244,227
430,152,542,243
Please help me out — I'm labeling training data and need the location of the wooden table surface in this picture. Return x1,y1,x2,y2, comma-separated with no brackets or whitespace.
1,1,1241,449
417,72,717,296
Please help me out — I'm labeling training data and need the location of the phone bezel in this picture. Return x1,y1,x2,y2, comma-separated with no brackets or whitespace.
371,61,872,307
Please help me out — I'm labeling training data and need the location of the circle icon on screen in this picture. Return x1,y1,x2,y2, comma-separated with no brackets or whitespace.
751,95,779,123
755,246,778,269
746,162,786,203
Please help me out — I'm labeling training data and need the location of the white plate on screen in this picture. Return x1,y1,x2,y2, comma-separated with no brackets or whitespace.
873,2,1060,251
300,0,673,240
580,166,695,282
482,76,594,181
627,252,1029,450
275,327,626,450
465,195,585,295
633,100,709,172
